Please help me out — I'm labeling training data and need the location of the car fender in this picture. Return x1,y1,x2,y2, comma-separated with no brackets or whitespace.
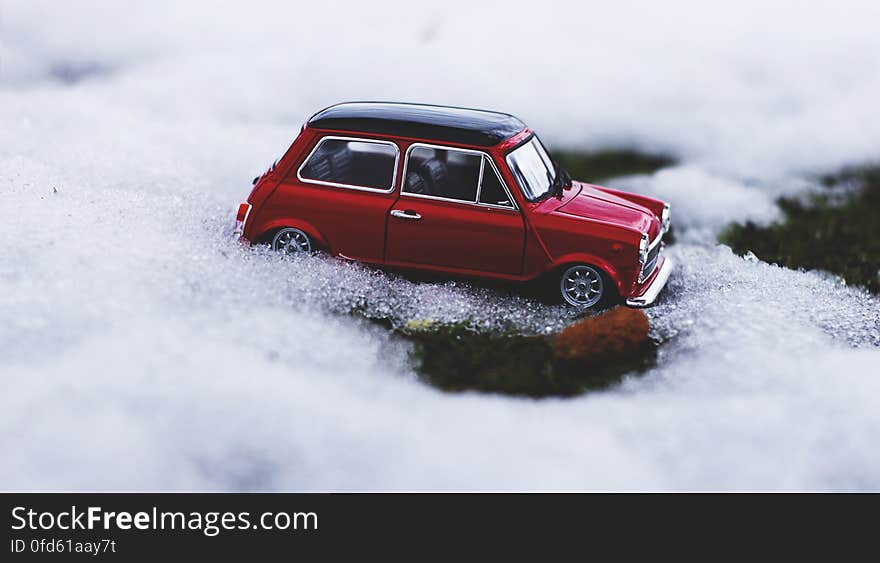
548,251,629,296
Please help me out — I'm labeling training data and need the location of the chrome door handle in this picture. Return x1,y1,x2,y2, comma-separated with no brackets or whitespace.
390,209,421,220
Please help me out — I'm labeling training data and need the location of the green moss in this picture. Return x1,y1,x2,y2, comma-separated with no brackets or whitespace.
551,149,676,183
405,323,656,398
720,166,880,293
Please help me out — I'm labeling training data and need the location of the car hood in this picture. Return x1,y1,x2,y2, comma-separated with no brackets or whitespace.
551,182,662,238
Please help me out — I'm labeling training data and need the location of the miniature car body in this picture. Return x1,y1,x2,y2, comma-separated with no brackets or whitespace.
235,102,672,308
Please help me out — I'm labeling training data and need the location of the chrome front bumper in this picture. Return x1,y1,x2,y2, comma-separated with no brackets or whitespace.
626,256,673,307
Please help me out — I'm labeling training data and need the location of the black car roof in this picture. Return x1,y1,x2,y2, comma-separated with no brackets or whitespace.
307,102,526,147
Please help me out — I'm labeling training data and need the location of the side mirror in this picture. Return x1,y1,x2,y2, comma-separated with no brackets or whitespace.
252,176,259,185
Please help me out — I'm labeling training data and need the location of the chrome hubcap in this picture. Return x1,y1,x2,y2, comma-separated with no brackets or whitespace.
272,228,312,253
561,265,604,307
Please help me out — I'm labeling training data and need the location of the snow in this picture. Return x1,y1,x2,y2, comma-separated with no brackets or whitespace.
2,0,880,490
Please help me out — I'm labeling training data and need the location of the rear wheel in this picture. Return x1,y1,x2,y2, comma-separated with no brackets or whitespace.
271,228,312,254
559,264,606,308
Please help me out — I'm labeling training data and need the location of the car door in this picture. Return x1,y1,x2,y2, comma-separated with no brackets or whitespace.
385,144,524,275
272,135,400,262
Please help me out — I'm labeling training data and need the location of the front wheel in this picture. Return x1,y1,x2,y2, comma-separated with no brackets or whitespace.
559,264,607,308
271,227,313,254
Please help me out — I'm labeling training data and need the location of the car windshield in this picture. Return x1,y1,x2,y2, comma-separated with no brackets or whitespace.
506,137,556,201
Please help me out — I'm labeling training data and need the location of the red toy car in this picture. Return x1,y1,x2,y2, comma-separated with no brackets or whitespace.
235,102,672,308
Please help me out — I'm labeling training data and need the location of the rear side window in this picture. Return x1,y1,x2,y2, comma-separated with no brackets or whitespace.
298,137,398,191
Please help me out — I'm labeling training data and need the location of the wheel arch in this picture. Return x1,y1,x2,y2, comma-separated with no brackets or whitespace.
547,253,625,298
254,219,331,252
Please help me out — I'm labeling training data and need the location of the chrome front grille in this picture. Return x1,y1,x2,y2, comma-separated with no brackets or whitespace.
639,232,663,283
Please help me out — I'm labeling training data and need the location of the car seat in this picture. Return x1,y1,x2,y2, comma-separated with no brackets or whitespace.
303,149,333,181
405,170,428,194
418,158,448,197
328,145,354,183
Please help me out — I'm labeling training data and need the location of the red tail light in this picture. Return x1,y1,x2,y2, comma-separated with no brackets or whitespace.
233,203,252,238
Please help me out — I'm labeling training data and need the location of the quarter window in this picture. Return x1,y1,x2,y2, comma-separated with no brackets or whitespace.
299,137,398,191
479,158,512,207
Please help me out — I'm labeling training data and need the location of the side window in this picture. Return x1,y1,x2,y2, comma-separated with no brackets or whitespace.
404,146,482,202
479,157,512,207
299,138,398,191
